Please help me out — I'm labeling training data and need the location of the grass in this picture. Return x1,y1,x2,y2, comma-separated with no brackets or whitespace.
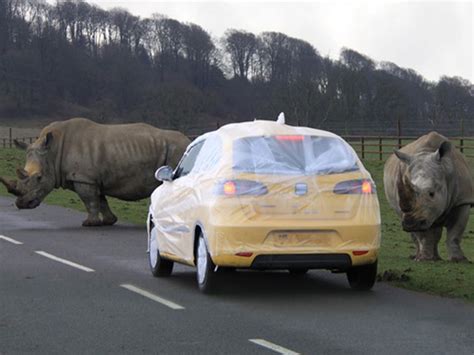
0,147,473,302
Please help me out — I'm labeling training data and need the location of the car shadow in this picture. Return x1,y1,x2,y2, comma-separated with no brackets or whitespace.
169,268,375,300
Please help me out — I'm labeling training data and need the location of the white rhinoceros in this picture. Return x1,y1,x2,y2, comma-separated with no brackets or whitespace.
0,118,190,226
384,131,473,262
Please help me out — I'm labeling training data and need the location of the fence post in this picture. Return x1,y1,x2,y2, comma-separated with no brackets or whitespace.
361,137,365,159
460,118,464,153
9,127,12,148
379,137,383,161
397,118,402,149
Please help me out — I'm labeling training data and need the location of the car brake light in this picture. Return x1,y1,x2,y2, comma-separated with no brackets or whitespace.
223,181,236,195
361,180,372,194
333,179,375,194
215,179,268,196
275,135,304,141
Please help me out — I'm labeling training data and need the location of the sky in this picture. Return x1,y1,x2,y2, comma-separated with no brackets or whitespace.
66,0,473,83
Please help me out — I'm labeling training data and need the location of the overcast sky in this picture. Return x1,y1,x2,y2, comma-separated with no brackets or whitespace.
77,0,473,82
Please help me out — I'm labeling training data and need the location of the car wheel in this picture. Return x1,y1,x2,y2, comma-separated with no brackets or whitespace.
346,261,377,290
288,268,309,276
149,226,173,277
196,233,218,293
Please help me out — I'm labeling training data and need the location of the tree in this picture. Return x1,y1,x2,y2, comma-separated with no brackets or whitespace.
223,29,256,80
182,23,215,87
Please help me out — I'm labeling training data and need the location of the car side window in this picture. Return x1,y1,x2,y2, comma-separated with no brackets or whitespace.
173,141,205,179
193,135,222,173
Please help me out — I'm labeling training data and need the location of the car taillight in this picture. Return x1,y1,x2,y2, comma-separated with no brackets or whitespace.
215,179,268,196
223,181,236,195
333,179,375,194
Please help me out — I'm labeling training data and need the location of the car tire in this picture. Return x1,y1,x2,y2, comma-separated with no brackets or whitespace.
149,226,173,277
346,261,377,291
196,233,219,294
288,268,309,276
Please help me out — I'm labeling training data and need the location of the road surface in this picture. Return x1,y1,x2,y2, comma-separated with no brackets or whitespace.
1,196,473,354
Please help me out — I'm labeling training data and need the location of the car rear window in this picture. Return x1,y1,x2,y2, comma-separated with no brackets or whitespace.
233,135,359,175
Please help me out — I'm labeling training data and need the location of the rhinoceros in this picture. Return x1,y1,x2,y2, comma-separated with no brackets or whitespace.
384,131,473,262
0,118,190,226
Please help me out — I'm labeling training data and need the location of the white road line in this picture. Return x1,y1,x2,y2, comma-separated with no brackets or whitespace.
249,339,300,355
35,251,95,273
0,235,23,245
120,284,185,310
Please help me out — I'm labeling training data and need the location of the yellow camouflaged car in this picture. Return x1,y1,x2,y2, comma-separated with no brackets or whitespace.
147,119,381,293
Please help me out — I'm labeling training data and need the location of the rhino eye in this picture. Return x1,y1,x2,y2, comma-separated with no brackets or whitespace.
429,191,435,198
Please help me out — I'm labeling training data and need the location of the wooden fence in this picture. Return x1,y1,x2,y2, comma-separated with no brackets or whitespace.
345,136,474,160
2,132,474,161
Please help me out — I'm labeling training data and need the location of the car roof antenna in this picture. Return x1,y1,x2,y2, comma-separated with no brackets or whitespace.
276,112,285,125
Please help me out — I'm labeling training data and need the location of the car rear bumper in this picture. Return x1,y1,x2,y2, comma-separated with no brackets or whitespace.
250,253,352,270
207,223,380,268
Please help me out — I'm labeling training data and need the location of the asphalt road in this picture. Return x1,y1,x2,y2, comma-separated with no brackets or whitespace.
1,196,473,355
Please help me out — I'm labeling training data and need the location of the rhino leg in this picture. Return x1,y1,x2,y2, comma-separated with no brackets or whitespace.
445,205,469,262
100,195,117,226
414,227,442,261
409,233,421,260
74,182,102,227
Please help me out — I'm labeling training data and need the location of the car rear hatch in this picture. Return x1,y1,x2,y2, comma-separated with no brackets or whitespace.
218,134,376,221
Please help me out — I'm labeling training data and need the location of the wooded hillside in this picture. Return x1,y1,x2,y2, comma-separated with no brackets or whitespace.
1,0,473,135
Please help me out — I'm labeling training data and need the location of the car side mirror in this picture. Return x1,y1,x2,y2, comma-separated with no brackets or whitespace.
155,166,173,182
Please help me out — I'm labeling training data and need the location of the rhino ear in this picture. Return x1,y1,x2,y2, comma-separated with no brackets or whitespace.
14,139,29,150
41,132,54,149
394,150,412,165
436,141,451,161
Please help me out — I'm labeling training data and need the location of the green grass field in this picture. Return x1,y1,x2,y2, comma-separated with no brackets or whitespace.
0,147,473,302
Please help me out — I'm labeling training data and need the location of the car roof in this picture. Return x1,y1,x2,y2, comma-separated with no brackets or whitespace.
189,120,342,148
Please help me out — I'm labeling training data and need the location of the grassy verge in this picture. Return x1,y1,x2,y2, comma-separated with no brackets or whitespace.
0,148,473,302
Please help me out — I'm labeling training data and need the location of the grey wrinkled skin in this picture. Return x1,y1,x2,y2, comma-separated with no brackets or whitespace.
1,118,190,227
384,132,473,262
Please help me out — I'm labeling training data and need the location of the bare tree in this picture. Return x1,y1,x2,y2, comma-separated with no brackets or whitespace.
223,29,256,80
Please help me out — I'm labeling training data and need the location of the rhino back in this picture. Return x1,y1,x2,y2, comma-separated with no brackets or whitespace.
58,118,189,200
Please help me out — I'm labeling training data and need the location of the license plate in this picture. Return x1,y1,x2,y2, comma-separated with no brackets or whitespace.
267,232,333,247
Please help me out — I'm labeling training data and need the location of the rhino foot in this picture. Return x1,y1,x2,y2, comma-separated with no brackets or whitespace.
449,256,469,263
82,218,103,227
414,255,442,262
102,215,118,226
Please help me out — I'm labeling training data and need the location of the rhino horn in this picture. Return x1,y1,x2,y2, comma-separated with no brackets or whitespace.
16,168,29,180
0,177,22,196
397,170,415,213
